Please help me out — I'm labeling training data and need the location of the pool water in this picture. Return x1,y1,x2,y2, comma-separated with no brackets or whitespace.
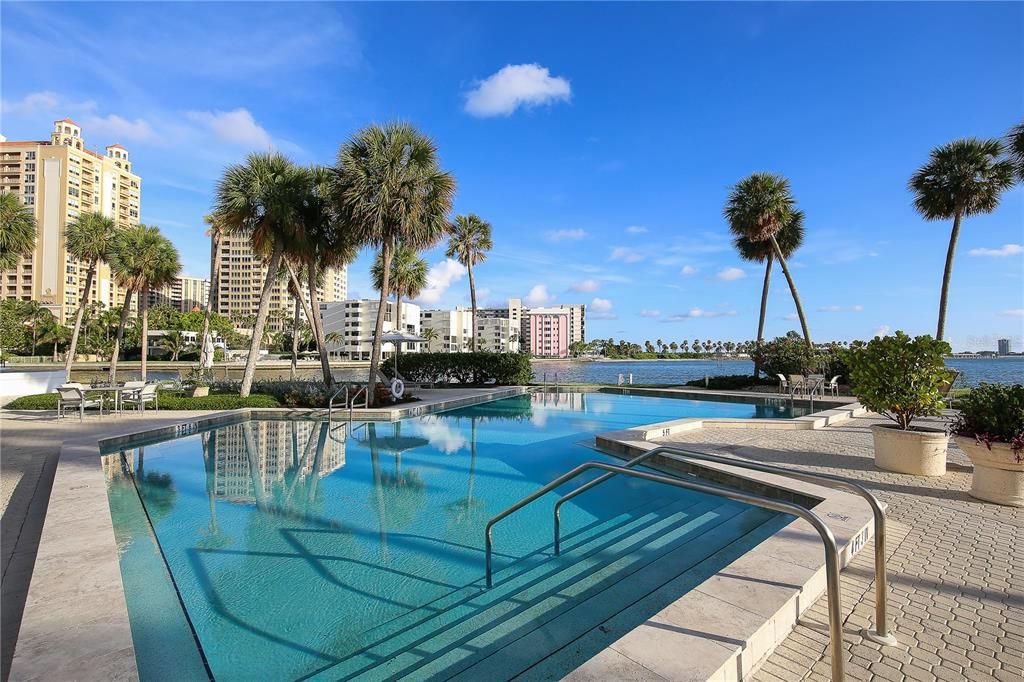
106,392,795,681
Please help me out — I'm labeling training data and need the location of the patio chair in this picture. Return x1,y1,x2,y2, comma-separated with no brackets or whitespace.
806,374,826,397
56,385,103,421
788,374,806,396
123,383,159,414
939,370,961,408
825,375,841,397
777,374,790,395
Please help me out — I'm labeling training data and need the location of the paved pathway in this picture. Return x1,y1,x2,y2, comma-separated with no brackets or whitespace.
651,413,1023,682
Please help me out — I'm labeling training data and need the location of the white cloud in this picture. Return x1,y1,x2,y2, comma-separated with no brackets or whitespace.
874,325,892,337
999,309,1024,317
1,90,59,115
818,304,864,313
464,63,571,117
818,305,842,313
625,225,648,234
716,267,746,281
525,284,555,307
639,309,661,318
610,246,644,263
665,308,737,321
590,297,616,320
569,279,600,293
968,244,1024,257
415,259,466,304
185,108,272,148
83,114,156,142
782,313,799,321
545,228,586,242
680,265,698,276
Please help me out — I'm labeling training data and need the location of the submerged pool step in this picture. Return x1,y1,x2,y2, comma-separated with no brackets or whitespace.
337,499,762,681
304,495,717,681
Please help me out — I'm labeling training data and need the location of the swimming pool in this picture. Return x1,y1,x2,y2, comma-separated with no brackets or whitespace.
105,392,798,680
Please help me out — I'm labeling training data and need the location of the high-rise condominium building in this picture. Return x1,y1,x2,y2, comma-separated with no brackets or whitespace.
1,119,141,322
421,307,519,353
478,298,584,350
149,275,210,312
320,299,420,360
525,307,571,358
214,233,347,331
998,338,1011,355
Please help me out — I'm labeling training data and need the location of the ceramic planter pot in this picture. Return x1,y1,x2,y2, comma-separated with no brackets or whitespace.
188,386,210,398
955,436,1024,507
870,424,948,476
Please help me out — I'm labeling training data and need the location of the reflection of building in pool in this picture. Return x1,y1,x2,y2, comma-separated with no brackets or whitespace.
210,421,345,503
531,391,588,412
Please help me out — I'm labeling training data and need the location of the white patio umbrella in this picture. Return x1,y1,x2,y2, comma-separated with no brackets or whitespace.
200,333,215,369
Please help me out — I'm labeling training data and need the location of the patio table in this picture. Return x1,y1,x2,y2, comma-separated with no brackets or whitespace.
87,385,133,414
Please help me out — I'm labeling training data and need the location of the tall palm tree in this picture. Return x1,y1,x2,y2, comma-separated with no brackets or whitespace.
137,233,180,381
334,123,455,404
724,173,812,346
63,211,118,380
421,326,439,351
20,301,53,356
199,213,225,366
734,210,805,375
215,152,305,397
372,244,429,372
1006,121,1024,183
446,214,493,351
0,191,36,271
909,139,1015,340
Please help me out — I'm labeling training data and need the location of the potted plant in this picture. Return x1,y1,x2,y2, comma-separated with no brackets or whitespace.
183,366,213,398
950,383,1024,506
846,331,952,476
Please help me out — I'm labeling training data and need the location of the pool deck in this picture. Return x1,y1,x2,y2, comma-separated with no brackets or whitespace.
2,388,1022,682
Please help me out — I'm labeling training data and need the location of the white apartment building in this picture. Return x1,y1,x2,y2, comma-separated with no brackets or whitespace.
478,298,584,350
149,275,210,312
320,299,420,361
421,307,519,353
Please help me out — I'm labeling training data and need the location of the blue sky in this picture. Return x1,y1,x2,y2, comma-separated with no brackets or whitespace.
2,1,1022,351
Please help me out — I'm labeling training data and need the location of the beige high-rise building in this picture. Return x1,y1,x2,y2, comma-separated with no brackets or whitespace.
0,119,141,322
215,232,347,331
149,275,210,312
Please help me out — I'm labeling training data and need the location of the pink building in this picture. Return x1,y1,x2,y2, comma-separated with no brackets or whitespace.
526,308,570,358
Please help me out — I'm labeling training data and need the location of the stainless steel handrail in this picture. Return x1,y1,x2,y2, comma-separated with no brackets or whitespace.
552,445,896,646
483,460,845,681
327,384,349,422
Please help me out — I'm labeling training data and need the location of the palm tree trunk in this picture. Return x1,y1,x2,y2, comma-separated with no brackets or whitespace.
200,231,221,366
290,298,299,380
367,240,393,407
140,289,150,382
108,286,135,384
306,264,332,385
239,241,284,397
468,263,477,352
769,235,812,347
753,254,773,377
936,212,962,341
63,261,96,382
395,294,403,378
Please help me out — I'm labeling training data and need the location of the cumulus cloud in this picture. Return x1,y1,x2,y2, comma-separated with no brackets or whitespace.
569,279,600,293
545,228,586,242
525,284,555,306
84,114,156,142
590,297,616,320
1,91,59,115
610,246,644,263
968,244,1024,257
639,309,661,318
625,225,648,234
464,63,571,117
716,267,746,281
415,259,466,304
999,309,1024,317
874,325,892,337
665,308,737,321
680,265,698,276
185,108,272,148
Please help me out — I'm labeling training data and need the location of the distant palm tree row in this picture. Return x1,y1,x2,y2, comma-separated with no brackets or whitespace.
726,120,1022,366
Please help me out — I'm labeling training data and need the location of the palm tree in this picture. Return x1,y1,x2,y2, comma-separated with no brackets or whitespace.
724,173,812,346
0,191,36,271
334,123,455,405
138,234,180,381
63,211,118,381
734,210,805,374
421,326,439,351
20,301,53,357
215,152,305,397
159,330,192,361
909,138,1015,340
372,245,429,373
1006,121,1024,182
38,320,71,362
446,214,493,351
199,213,225,366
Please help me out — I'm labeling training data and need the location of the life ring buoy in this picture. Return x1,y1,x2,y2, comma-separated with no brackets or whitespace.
390,378,405,399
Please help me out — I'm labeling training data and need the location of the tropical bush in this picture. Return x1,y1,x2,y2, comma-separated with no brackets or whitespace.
751,334,825,378
210,379,340,408
3,390,279,410
386,352,532,385
844,331,952,430
684,375,776,390
949,383,1024,461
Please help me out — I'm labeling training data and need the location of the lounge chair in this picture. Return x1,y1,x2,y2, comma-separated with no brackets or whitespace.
777,374,790,395
123,383,159,414
825,375,841,397
56,384,103,421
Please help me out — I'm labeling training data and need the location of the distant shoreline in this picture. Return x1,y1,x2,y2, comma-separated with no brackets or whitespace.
529,357,751,364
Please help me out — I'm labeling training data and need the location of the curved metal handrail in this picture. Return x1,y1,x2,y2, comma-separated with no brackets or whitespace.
552,445,896,645
483,460,845,681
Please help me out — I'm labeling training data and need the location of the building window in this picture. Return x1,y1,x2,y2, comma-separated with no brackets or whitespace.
26,152,35,160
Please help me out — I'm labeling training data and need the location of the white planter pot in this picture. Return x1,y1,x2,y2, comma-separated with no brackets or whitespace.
870,424,948,476
955,436,1024,507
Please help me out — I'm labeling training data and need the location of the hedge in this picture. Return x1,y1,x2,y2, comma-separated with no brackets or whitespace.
385,352,532,386
4,390,279,410
684,375,776,390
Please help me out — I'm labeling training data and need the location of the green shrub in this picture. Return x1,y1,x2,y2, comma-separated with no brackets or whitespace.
684,375,776,390
387,352,532,386
3,390,279,410
950,383,1024,460
4,393,59,409
209,379,336,408
752,335,826,378
845,331,951,430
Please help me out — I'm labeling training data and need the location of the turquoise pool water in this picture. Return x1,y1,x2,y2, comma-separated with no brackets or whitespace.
105,392,796,681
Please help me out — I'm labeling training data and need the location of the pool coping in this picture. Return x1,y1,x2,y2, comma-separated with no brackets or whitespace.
10,387,871,681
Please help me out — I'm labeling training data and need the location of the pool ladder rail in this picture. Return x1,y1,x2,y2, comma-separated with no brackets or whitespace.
327,383,368,424
485,445,899,682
